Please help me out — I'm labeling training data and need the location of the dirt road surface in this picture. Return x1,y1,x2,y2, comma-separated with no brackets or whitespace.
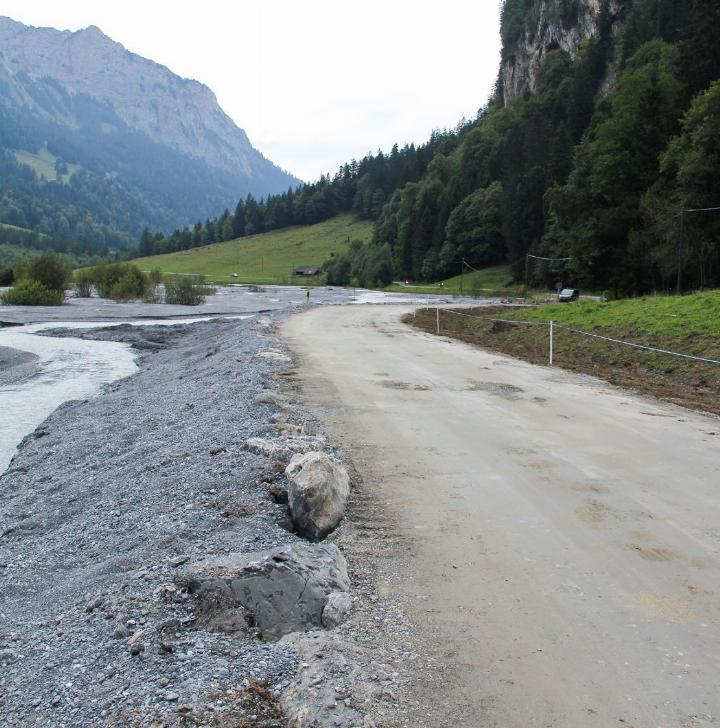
281,305,720,728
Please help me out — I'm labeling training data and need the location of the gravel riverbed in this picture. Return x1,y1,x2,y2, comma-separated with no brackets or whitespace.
0,317,304,725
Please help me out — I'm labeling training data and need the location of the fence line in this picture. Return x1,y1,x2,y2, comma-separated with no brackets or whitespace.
553,324,720,365
432,306,720,367
437,307,550,327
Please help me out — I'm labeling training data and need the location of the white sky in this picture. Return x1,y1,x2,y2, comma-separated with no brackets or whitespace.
1,0,502,182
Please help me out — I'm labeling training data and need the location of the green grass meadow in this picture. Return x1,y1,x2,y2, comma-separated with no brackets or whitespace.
497,289,720,342
133,214,373,285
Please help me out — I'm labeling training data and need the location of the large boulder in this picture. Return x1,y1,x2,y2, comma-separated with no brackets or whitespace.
285,452,350,541
177,542,349,639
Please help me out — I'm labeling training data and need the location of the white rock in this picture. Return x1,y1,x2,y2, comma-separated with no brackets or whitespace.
244,435,326,463
322,591,352,628
286,452,350,541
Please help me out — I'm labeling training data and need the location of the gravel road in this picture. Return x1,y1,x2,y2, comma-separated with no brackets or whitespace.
0,317,303,725
281,304,720,728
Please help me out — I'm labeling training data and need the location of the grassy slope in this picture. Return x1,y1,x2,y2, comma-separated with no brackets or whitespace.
11,148,80,183
410,291,720,414
385,264,519,295
498,291,720,343
134,214,373,285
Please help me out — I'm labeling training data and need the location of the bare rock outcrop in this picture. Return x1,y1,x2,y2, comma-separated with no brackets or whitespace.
0,16,300,183
500,0,628,104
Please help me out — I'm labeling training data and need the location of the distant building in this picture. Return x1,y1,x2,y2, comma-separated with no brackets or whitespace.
293,266,321,277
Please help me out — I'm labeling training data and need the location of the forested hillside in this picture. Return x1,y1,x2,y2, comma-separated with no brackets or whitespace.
134,127,465,257
140,0,720,295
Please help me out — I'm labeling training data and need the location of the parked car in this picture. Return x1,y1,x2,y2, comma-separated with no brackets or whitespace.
558,288,580,302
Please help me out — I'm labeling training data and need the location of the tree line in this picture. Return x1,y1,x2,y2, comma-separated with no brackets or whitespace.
137,127,469,257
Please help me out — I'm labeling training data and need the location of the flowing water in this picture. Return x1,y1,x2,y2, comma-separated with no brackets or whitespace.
0,324,138,473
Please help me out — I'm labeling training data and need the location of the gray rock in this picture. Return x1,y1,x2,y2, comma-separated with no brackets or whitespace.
322,591,352,629
178,542,350,639
244,435,326,464
0,648,17,663
254,391,289,407
267,482,289,504
280,632,367,727
286,452,350,541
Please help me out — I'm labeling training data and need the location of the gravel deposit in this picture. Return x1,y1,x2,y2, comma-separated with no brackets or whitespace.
0,317,304,726
0,346,41,387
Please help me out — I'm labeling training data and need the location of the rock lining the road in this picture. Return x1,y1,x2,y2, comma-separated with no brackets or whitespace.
0,317,329,725
177,543,350,640
244,434,327,464
286,451,350,541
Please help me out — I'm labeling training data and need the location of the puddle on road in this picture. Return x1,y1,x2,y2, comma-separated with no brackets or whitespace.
379,381,431,391
625,544,678,561
466,381,524,399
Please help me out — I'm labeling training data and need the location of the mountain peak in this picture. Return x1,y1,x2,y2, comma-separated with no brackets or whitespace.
0,17,297,182
79,24,105,35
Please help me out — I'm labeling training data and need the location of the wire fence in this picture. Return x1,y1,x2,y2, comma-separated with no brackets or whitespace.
431,306,720,367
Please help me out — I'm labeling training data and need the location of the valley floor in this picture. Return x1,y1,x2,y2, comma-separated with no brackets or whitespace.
281,304,720,728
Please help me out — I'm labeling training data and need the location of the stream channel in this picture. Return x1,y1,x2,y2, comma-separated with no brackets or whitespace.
0,319,220,473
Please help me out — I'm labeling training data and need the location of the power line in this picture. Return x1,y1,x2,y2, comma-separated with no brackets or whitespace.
681,206,720,214
526,254,572,262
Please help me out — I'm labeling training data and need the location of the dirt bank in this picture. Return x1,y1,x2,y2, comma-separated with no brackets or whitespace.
408,306,720,414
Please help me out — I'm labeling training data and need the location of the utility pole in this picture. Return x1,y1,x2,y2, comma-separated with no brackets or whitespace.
459,260,464,297
676,211,684,294
525,255,531,292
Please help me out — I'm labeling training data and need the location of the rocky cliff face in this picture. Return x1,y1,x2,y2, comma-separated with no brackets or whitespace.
500,0,630,104
0,16,295,182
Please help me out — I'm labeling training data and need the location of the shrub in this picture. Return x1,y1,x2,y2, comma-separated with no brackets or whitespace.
109,270,148,302
92,262,149,300
0,267,13,286
27,251,72,292
164,275,213,305
1,279,65,306
73,268,95,298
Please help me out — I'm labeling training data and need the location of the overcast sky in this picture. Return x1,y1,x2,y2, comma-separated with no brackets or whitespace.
1,0,502,182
